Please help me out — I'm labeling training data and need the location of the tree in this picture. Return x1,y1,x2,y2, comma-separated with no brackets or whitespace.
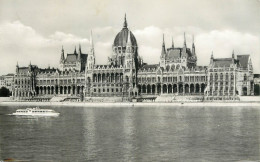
254,84,260,96
0,87,10,97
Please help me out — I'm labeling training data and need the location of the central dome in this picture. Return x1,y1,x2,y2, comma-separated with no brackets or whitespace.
113,15,137,47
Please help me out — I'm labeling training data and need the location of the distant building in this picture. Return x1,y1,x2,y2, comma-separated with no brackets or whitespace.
0,76,4,88
12,15,255,101
0,73,14,94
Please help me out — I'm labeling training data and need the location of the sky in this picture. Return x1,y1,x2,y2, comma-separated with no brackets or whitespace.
0,0,259,75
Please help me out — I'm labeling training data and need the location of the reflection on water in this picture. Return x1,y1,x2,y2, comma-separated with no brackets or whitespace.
83,108,97,161
0,105,259,162
121,107,135,161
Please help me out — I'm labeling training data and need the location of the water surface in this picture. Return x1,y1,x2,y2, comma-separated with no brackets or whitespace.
0,105,259,161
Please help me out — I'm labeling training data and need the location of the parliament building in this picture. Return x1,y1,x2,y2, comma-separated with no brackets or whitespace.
12,15,254,102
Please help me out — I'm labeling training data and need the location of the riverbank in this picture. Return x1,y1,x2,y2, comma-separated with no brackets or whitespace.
1,101,260,107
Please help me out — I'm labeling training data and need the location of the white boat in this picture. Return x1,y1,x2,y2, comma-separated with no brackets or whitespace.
11,107,60,116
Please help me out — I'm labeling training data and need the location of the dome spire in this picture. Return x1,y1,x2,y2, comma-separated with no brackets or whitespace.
123,13,128,28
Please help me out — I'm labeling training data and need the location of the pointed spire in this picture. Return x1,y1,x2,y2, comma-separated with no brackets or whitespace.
210,51,214,64
192,35,195,47
79,44,82,54
90,30,94,49
171,37,174,48
78,44,82,61
232,49,235,58
60,46,65,63
16,61,19,67
163,34,165,46
123,13,128,28
183,32,186,47
90,30,95,56
74,46,77,54
192,35,196,57
161,34,166,56
29,61,31,66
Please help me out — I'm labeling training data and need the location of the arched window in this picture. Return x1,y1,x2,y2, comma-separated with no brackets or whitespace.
226,73,229,80
231,73,234,80
244,74,247,81
220,73,223,80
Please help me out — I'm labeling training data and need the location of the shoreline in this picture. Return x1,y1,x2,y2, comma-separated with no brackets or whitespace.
1,101,260,107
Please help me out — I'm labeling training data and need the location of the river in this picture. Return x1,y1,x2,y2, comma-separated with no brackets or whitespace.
0,105,259,161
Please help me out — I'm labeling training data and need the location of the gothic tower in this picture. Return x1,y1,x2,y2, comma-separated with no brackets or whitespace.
160,34,166,68
59,46,65,71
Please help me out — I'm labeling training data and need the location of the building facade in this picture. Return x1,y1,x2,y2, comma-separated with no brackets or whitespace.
0,73,14,95
12,15,255,101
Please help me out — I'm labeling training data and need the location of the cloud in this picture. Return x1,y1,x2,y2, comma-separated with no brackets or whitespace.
0,21,90,74
49,31,89,44
195,30,260,69
0,21,259,75
133,26,260,72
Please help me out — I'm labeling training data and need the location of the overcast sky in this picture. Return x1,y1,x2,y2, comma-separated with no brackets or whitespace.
0,0,259,75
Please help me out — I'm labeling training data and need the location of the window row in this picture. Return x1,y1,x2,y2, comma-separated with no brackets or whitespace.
93,88,123,93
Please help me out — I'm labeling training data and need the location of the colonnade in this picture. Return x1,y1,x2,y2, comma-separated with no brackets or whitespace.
35,85,84,96
138,83,206,95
